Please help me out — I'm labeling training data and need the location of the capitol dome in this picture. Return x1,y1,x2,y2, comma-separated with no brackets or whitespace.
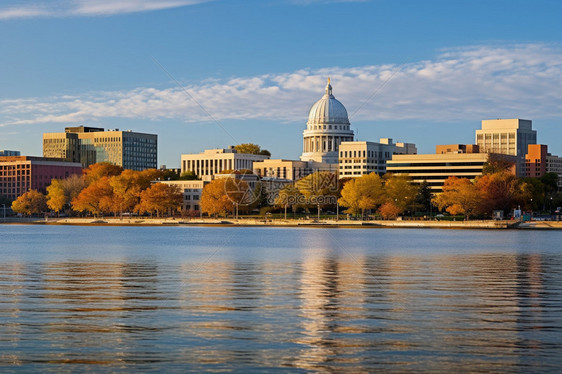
307,80,350,125
300,79,355,164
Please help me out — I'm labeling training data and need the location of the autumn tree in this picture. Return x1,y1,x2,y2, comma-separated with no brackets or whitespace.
433,177,481,219
137,183,183,217
201,179,231,217
11,190,48,216
71,177,113,216
475,171,530,216
109,170,142,216
234,143,271,156
383,174,419,214
274,184,303,218
295,171,338,213
46,179,67,214
83,162,123,185
378,201,401,220
338,173,385,217
60,174,87,202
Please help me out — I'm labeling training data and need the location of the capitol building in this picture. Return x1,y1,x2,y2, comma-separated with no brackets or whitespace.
300,79,355,164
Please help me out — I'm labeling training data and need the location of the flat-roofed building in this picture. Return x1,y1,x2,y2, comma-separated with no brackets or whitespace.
253,159,310,181
436,144,480,154
476,119,536,175
180,147,269,181
386,152,515,193
524,144,562,190
0,150,21,157
43,126,157,170
338,138,417,178
0,156,82,201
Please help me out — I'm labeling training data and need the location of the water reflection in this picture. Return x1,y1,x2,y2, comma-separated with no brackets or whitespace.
0,227,561,372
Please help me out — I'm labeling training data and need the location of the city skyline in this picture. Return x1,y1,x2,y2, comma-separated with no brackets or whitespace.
1,0,562,167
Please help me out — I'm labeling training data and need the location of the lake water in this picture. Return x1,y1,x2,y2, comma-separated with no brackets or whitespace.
0,225,561,373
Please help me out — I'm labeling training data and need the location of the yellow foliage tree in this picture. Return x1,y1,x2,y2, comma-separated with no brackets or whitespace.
338,173,385,217
383,174,420,214
11,190,48,216
46,179,67,214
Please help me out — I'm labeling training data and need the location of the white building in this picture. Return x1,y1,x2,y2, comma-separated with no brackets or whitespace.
180,147,269,181
300,79,354,164
338,138,417,178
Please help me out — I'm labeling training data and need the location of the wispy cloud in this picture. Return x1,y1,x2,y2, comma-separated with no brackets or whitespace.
2,44,562,128
0,0,210,19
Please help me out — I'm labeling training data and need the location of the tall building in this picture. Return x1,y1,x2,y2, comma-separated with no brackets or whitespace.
43,126,157,171
338,138,417,178
0,150,21,157
300,79,354,164
180,147,270,181
0,156,82,201
475,119,536,175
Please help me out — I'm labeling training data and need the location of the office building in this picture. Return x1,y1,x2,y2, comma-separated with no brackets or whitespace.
180,147,269,181
387,152,515,193
476,119,536,175
0,156,82,201
525,144,562,190
43,126,157,171
0,150,21,157
253,159,311,181
338,138,417,178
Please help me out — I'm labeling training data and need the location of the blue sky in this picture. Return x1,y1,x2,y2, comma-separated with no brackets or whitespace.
1,0,562,167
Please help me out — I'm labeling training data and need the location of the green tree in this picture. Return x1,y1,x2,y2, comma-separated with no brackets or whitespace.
11,190,48,216
414,180,434,213
179,170,198,180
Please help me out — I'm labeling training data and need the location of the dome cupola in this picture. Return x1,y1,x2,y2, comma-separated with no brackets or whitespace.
307,78,350,125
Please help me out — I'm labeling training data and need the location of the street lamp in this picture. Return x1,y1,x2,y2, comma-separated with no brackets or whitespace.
2,204,5,222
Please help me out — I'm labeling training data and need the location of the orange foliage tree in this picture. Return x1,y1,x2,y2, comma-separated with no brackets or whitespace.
83,162,123,185
433,177,481,219
377,201,401,219
475,171,531,216
71,177,113,216
201,179,231,217
136,183,183,217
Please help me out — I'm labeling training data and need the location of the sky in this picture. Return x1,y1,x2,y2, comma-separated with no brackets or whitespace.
1,0,562,167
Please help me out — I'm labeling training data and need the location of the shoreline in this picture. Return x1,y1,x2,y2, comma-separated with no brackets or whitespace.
2,217,562,230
